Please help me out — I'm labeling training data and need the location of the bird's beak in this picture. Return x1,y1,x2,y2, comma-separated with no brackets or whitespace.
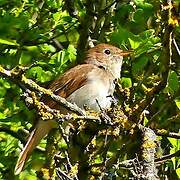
120,50,132,57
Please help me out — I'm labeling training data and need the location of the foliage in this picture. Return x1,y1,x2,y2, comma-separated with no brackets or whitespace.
0,0,180,179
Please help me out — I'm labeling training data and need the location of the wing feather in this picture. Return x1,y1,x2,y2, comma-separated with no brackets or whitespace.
43,64,95,109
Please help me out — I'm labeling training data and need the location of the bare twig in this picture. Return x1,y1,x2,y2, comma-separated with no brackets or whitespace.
155,149,180,163
117,158,135,168
173,38,180,55
56,168,74,180
155,129,180,139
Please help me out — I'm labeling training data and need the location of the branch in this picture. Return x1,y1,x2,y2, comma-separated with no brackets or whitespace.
101,0,120,14
139,125,158,179
0,65,85,116
155,129,180,139
155,149,180,163
117,158,135,168
21,88,102,125
56,168,74,180
0,65,122,127
173,38,180,56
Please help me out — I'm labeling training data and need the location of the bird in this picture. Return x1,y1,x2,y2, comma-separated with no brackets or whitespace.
14,43,129,175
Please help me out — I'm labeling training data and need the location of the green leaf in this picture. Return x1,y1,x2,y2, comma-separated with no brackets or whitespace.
58,138,68,149
110,26,137,46
53,12,61,22
175,99,180,110
168,137,180,169
0,38,19,46
19,51,32,65
128,38,141,49
67,44,77,62
121,77,132,88
27,66,53,83
176,168,180,178
166,70,179,95
143,116,149,126
168,137,178,148
94,155,103,164
3,81,11,89
67,29,79,43
0,86,7,98
39,71,53,83
133,8,144,24
19,171,37,180
132,56,149,75
0,112,7,119
41,44,56,53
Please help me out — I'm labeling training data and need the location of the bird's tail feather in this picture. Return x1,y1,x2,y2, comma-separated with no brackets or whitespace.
14,120,56,175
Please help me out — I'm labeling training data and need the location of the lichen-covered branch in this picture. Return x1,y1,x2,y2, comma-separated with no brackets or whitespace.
139,125,158,179
0,65,85,115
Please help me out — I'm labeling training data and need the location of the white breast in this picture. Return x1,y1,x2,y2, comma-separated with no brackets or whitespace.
67,68,115,112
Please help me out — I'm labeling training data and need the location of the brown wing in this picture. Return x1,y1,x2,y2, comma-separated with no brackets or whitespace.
43,64,95,109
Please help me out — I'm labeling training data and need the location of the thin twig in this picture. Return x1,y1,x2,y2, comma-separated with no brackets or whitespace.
155,149,180,163
56,168,73,180
173,38,180,55
155,129,180,139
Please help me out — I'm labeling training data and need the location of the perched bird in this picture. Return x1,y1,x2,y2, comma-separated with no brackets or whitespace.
14,43,129,175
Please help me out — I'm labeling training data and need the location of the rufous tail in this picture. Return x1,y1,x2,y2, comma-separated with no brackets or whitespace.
14,120,57,175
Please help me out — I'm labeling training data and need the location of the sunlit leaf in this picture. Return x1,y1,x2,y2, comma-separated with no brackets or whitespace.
68,45,77,61
121,77,132,88
176,168,180,179
0,38,19,46
175,99,180,110
128,38,141,49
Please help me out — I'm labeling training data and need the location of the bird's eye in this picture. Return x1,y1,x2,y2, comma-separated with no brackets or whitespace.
104,49,111,55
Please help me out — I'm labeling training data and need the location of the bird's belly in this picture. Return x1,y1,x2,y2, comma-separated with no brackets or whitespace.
67,82,113,112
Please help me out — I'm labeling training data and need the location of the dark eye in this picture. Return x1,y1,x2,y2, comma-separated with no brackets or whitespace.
104,49,111,55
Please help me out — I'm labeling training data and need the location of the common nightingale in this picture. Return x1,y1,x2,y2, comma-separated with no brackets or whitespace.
15,43,129,174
